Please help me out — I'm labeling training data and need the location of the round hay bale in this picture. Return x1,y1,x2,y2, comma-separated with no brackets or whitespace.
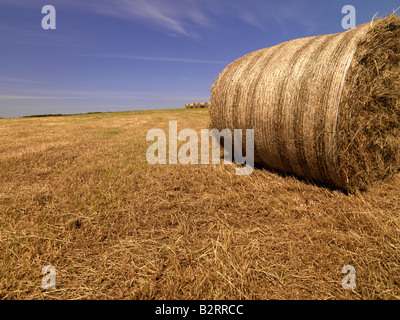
210,15,400,192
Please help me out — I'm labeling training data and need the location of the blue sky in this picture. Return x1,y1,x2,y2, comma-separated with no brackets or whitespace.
0,0,399,118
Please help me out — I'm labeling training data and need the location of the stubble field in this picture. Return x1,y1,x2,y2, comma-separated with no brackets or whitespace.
0,108,399,299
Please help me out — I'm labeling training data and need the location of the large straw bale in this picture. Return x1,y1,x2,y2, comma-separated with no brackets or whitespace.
210,15,400,191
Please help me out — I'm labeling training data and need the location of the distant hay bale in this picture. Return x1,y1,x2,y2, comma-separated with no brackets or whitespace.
198,102,211,108
186,102,210,109
210,15,400,192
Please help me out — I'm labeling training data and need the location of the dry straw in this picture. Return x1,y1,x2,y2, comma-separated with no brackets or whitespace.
210,14,400,192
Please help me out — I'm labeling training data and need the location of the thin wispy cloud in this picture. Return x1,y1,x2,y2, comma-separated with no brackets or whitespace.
0,94,86,101
222,0,320,35
78,54,226,64
0,95,85,100
0,0,321,37
59,0,212,38
0,77,42,84
0,89,207,101
0,22,90,48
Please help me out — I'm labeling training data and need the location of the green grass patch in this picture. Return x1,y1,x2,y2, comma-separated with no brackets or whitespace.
102,130,121,135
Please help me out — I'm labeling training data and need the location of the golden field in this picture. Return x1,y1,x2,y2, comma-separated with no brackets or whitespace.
0,108,399,299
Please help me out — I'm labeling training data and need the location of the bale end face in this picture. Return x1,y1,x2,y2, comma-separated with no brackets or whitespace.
337,14,400,191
